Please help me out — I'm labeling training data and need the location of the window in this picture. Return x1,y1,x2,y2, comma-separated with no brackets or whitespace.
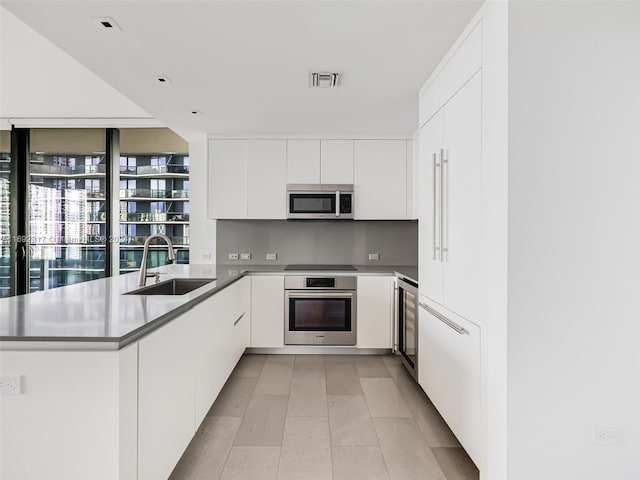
1,127,189,296
119,128,190,273
28,129,107,292
0,131,11,298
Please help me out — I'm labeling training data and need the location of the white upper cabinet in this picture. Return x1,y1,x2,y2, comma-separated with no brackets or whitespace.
287,139,354,185
247,140,287,219
208,139,248,219
419,23,481,129
354,140,407,219
287,140,320,184
442,73,483,323
419,73,483,324
209,137,410,220
321,140,354,184
418,111,445,305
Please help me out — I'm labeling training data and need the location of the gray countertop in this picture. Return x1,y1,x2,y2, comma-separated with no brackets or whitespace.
0,264,417,351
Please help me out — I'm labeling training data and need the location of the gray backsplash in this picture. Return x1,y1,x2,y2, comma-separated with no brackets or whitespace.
216,220,418,266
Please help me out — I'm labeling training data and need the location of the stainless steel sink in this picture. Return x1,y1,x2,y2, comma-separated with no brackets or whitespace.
125,278,215,296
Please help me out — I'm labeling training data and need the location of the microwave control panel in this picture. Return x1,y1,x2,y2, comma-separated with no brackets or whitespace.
339,194,353,214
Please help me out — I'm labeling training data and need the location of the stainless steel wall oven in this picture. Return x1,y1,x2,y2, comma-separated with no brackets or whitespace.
284,276,357,345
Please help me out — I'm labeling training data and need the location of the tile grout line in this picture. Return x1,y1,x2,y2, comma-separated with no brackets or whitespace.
358,364,394,480
275,354,297,480
218,355,267,480
324,355,337,480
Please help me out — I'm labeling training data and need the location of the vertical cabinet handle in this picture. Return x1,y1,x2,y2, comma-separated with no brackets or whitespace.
432,153,441,260
441,148,448,262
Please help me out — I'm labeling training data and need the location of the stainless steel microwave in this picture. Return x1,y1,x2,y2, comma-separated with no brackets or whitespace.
287,184,354,220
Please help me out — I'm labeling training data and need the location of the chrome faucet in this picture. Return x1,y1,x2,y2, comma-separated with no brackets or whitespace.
138,234,176,286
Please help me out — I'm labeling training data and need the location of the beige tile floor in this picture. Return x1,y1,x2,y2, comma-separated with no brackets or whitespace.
169,354,479,480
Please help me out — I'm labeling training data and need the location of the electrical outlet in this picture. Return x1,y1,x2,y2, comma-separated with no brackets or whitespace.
368,253,380,261
228,269,239,277
240,253,251,260
228,253,239,260
201,253,211,260
593,428,623,445
0,376,23,395
266,253,277,261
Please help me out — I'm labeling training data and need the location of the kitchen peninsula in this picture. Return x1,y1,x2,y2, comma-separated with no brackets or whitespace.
0,263,416,480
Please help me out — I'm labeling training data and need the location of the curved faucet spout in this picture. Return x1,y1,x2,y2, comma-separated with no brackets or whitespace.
138,234,176,286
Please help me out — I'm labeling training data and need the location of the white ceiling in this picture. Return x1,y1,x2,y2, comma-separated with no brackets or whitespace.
2,1,482,138
0,8,157,123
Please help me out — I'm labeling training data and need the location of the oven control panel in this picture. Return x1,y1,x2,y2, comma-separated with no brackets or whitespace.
285,276,357,291
306,277,335,288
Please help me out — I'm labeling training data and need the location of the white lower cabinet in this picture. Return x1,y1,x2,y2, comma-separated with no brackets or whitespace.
138,311,198,480
356,276,394,349
251,275,285,348
138,278,251,480
193,290,233,427
418,299,481,464
232,276,252,362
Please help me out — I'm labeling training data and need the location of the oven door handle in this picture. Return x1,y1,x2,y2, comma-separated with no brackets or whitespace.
286,291,355,299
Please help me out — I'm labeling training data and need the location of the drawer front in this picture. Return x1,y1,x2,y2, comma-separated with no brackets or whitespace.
418,301,481,463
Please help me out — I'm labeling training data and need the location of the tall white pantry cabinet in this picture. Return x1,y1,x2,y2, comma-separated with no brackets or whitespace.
417,6,507,475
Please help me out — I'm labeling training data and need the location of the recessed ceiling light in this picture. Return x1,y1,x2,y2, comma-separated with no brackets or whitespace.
309,72,341,88
154,76,172,84
91,16,123,31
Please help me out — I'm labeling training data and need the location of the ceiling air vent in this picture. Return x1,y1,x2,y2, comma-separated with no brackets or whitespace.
310,72,340,88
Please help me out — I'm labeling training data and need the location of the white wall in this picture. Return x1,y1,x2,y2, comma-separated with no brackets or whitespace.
480,2,509,479
507,2,640,479
188,138,216,264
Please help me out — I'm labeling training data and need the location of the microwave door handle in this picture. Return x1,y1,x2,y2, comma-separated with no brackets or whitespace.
336,190,340,217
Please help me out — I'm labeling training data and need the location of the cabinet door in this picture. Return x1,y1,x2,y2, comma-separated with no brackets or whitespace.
193,291,235,426
208,139,248,219
232,277,252,361
418,301,480,464
138,315,196,480
442,72,483,322
321,140,354,184
247,140,287,219
354,140,407,219
418,111,445,305
250,275,285,348
287,140,320,184
357,276,393,349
